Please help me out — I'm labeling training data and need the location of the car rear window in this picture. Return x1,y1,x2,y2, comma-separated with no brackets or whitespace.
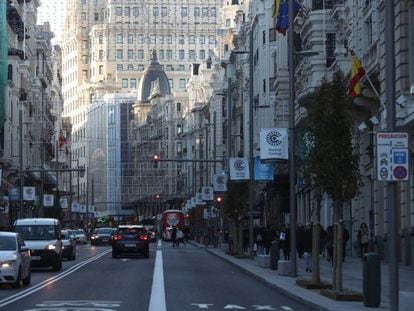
96,228,113,234
117,227,145,235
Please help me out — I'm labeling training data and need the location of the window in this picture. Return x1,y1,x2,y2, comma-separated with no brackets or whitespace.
99,65,103,74
194,7,200,17
326,33,336,67
263,30,266,44
178,35,185,44
166,65,173,71
130,78,137,88
226,19,231,27
181,7,188,17
132,7,139,17
176,102,181,112
128,49,134,59
189,50,195,60
138,50,144,59
128,34,134,44
116,34,123,44
116,49,123,59
159,35,164,44
127,64,134,71
161,7,167,17
167,50,172,59
99,50,103,60
153,7,159,17
81,0,86,5
81,12,86,20
117,64,123,71
199,50,206,60
122,79,128,88
263,79,266,93
115,7,122,16
168,79,173,89
94,12,99,21
179,50,185,60
210,8,216,17
178,64,185,71
98,34,103,44
189,35,195,44
138,34,145,44
124,7,130,16
199,35,205,44
208,35,215,44
138,64,144,70
167,35,172,44
202,7,208,17
179,79,186,88
150,34,156,43
159,50,164,59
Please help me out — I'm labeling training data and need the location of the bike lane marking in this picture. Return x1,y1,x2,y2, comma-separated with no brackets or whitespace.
148,240,166,311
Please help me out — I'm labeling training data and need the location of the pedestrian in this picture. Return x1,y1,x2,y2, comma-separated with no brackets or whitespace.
171,226,177,247
296,223,305,259
325,225,334,264
176,228,185,246
342,224,350,262
303,223,312,272
357,222,369,260
281,224,290,260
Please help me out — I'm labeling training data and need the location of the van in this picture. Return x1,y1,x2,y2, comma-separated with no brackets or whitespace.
13,218,63,271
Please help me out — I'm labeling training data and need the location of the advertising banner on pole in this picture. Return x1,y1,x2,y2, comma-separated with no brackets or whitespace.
60,197,68,209
377,132,409,181
229,158,250,180
191,197,197,208
201,186,214,201
23,187,36,201
9,187,20,201
260,128,288,160
254,157,274,181
43,194,54,207
212,172,228,192
196,193,205,205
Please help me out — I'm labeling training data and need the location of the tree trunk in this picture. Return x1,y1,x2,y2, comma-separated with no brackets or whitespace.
238,222,243,256
332,200,343,291
332,205,338,290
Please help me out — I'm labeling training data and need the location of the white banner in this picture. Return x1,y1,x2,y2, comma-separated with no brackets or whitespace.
23,187,36,201
59,197,68,209
260,128,288,160
71,202,79,212
229,158,250,180
43,194,54,207
201,186,214,201
212,172,228,192
196,192,205,205
3,196,9,214
79,204,86,214
190,197,196,208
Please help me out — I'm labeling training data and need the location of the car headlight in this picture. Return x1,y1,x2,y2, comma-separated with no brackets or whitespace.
1,260,16,268
47,244,56,250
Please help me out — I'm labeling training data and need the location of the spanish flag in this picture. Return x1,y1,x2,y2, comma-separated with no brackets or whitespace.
349,50,366,97
273,0,280,17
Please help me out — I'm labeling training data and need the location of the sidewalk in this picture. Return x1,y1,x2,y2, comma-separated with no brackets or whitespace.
191,241,414,311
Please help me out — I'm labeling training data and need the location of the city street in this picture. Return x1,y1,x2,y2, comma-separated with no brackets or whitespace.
0,241,311,311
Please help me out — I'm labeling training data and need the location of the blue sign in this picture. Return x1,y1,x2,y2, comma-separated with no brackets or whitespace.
254,157,274,181
393,151,407,164
9,187,20,201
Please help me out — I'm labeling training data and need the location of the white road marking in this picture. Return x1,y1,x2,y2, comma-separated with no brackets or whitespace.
280,307,294,311
0,250,111,308
148,245,166,311
224,305,246,309
251,306,277,310
191,304,214,309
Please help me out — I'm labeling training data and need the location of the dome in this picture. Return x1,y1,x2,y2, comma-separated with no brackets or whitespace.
137,50,171,102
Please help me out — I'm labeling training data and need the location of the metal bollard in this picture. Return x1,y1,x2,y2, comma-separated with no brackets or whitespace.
270,240,280,270
363,252,381,307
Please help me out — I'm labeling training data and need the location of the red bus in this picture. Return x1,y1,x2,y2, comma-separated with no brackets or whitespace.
161,209,184,241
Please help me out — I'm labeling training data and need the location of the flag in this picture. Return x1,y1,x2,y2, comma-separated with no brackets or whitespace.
349,50,366,97
275,0,301,35
272,0,280,17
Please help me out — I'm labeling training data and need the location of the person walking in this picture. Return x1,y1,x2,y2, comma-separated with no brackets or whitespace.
303,223,312,272
281,224,290,260
342,225,350,262
171,226,177,247
357,222,369,260
325,225,334,264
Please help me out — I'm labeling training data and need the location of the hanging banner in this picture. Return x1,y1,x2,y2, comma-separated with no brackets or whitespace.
79,204,86,214
254,157,274,181
43,194,54,207
212,172,228,192
196,192,205,205
201,186,214,201
191,197,197,208
229,158,250,180
23,187,36,201
260,128,288,160
9,187,20,201
71,202,79,213
59,197,68,209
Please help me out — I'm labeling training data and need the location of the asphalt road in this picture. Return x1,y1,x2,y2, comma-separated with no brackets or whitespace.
0,241,312,311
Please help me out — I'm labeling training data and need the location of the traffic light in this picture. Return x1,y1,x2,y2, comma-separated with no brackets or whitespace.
152,154,160,168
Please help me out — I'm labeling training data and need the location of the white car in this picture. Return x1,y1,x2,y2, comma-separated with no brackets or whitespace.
0,232,31,288
73,229,88,244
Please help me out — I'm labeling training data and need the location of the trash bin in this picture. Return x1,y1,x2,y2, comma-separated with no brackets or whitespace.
363,252,381,307
270,240,280,270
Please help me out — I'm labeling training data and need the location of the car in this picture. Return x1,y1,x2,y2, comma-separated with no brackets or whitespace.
13,218,63,271
73,229,88,244
146,229,157,242
61,230,77,261
90,227,114,246
112,225,149,258
0,231,31,288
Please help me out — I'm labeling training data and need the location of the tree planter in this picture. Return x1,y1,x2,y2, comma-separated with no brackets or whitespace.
320,288,363,301
296,278,332,290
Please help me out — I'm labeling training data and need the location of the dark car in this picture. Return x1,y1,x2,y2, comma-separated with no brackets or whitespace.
61,230,77,261
112,225,149,258
91,227,114,246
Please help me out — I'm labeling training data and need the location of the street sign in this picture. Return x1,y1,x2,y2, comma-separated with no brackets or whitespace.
376,132,409,181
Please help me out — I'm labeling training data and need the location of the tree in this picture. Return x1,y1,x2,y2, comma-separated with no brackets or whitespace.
306,70,361,291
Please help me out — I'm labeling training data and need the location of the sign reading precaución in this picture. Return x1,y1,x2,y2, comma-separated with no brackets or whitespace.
376,132,409,181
